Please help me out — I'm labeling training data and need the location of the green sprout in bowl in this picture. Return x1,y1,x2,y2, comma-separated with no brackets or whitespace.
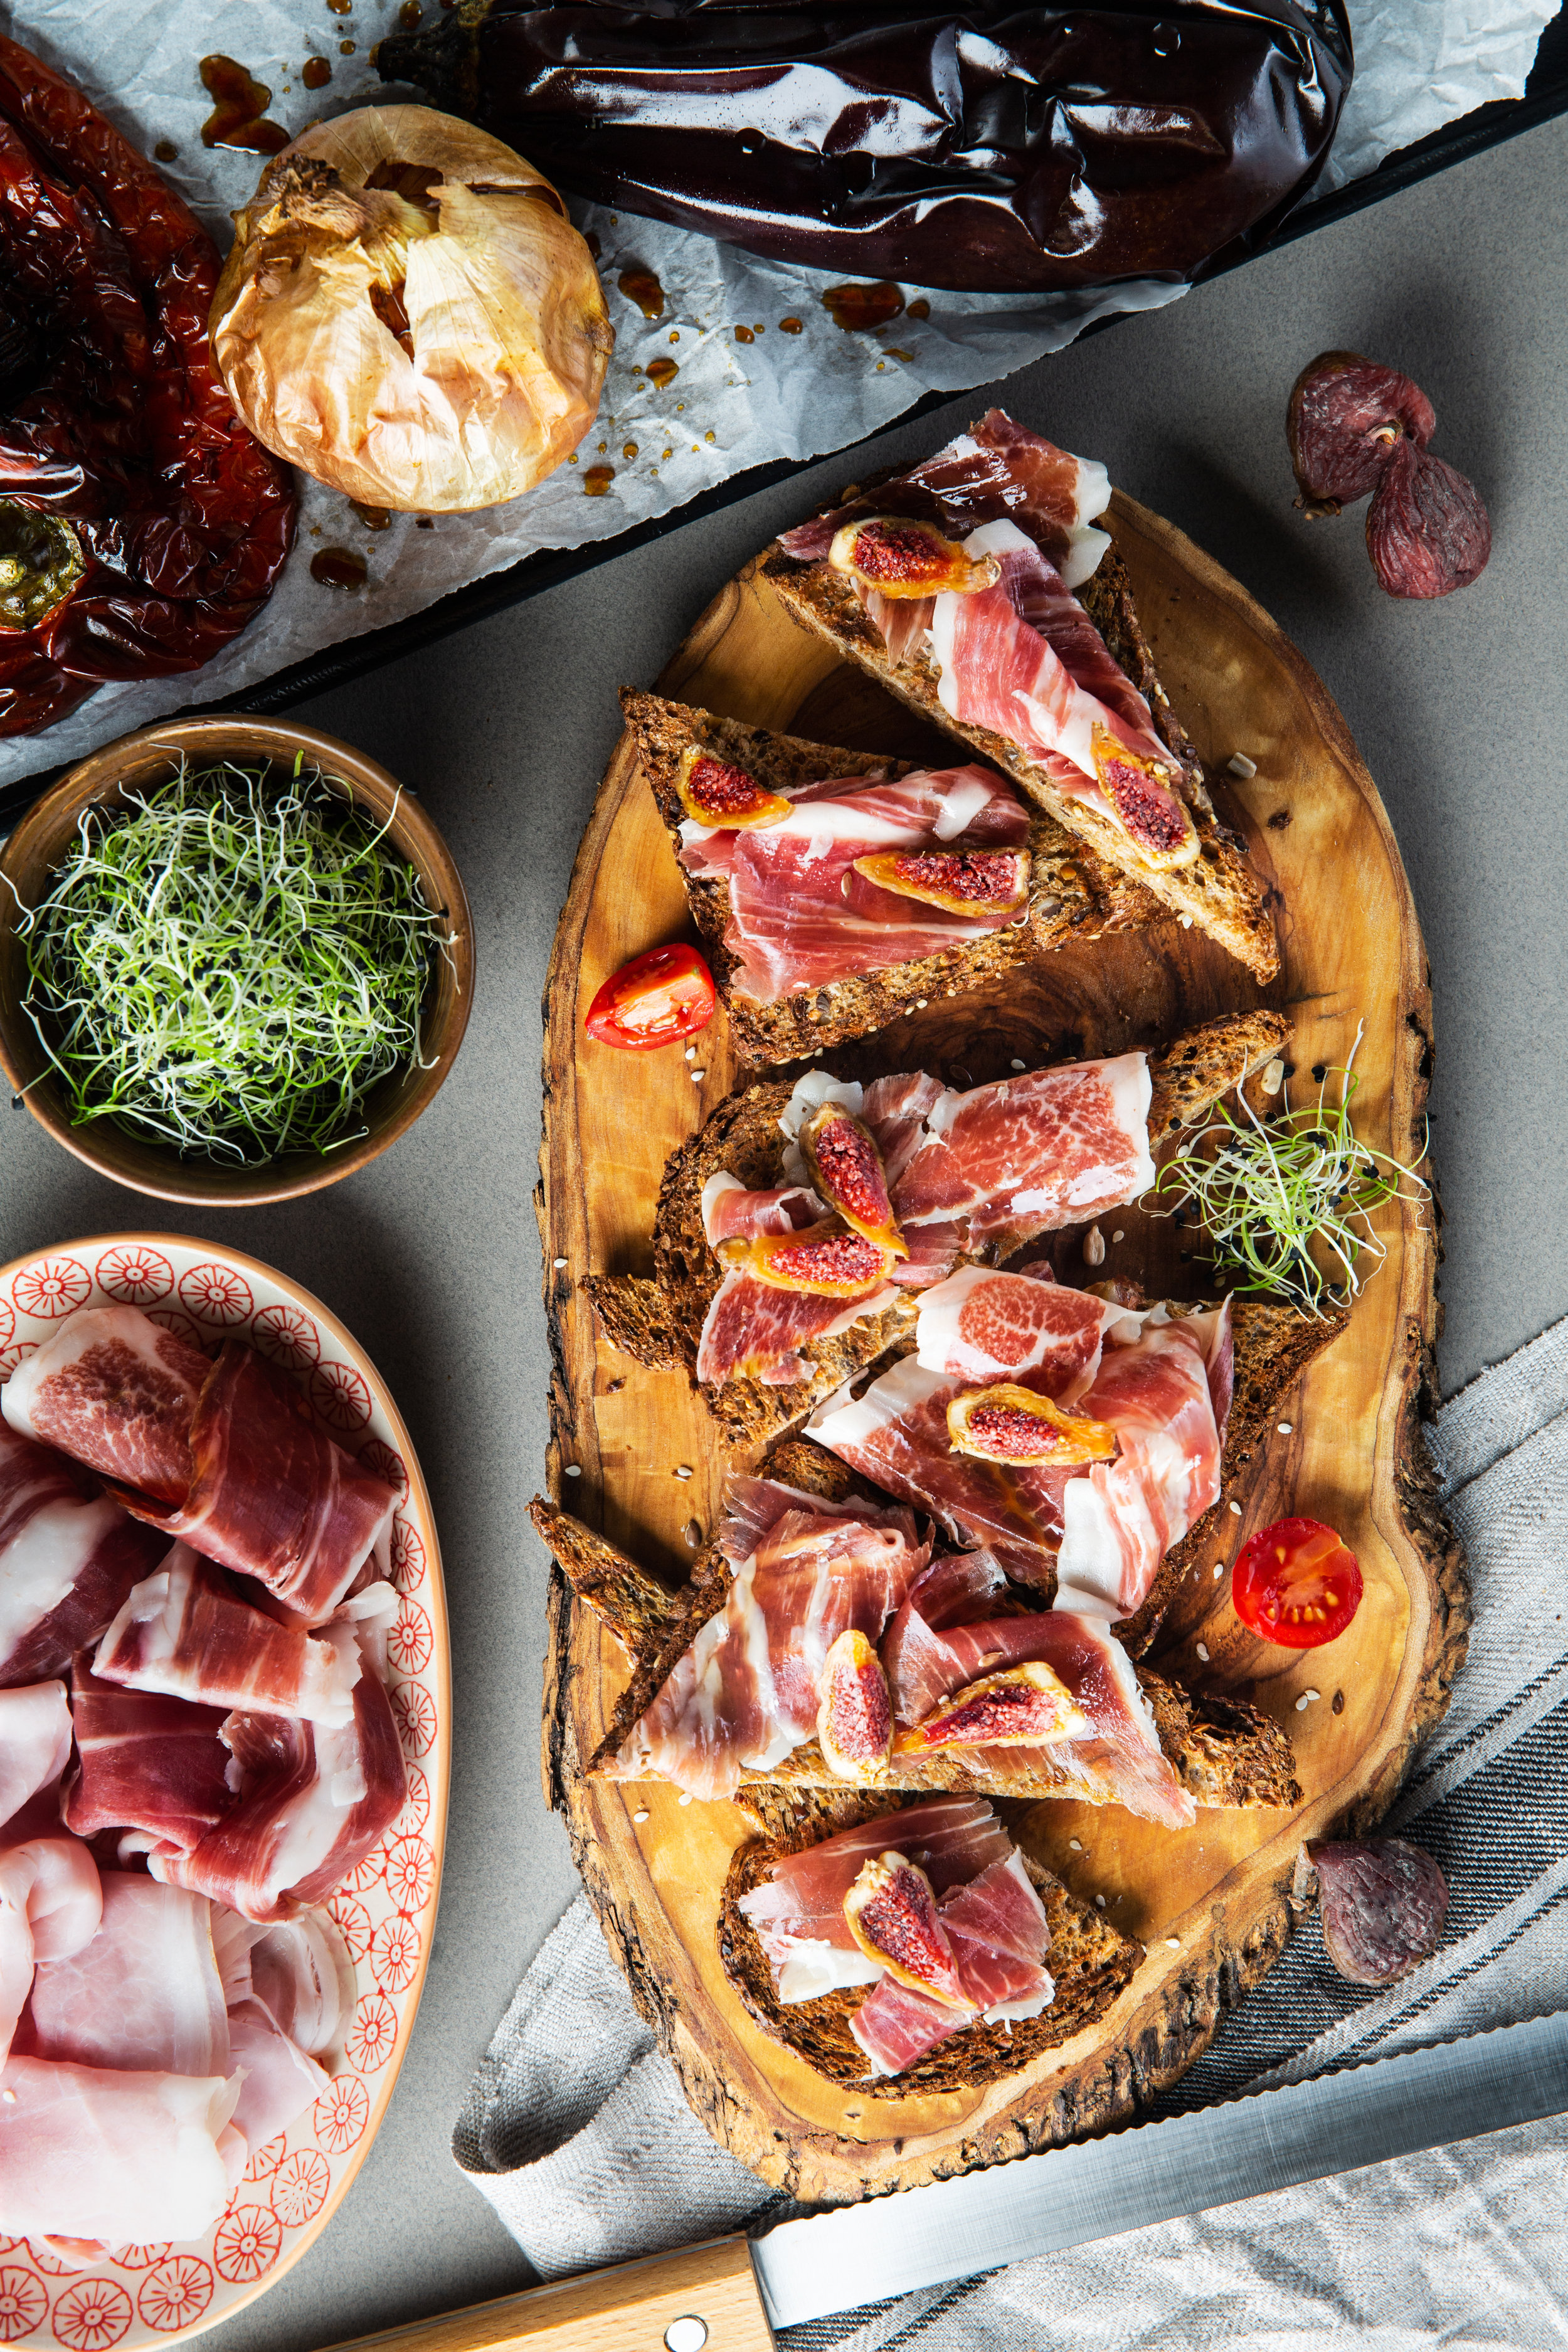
14,754,453,1165
1148,1024,1428,1317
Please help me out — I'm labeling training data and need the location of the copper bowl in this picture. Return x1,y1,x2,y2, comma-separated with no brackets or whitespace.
0,714,474,1206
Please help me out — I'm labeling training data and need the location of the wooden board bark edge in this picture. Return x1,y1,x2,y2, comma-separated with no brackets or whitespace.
534,493,1471,2203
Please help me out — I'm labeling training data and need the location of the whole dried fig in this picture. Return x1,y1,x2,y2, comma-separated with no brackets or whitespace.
1367,437,1492,599
1308,1835,1449,1986
1288,350,1436,514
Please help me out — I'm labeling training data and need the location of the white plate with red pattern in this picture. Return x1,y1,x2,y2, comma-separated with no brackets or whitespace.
0,1235,450,2348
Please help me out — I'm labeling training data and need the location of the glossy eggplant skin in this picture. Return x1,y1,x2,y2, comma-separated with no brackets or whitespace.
378,1,1352,294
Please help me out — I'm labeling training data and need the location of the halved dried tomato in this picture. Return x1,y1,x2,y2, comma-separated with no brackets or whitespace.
584,942,716,1051
1231,1515,1362,1648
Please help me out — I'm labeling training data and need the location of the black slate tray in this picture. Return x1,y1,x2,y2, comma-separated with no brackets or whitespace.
3,8,1564,834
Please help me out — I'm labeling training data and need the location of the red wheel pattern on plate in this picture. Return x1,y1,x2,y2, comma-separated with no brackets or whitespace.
241,2136,287,2185
0,1345,34,1381
13,1259,91,1322
396,1766,430,1838
386,1601,432,1677
27,2250,83,2280
50,2279,131,2351
345,1993,398,2074
314,2075,369,2156
213,2207,282,2287
343,1846,386,1894
0,1301,13,1350
145,1309,204,1352
96,1248,173,1306
371,1914,421,1995
0,2269,47,2342
326,1895,373,1962
136,2257,211,2333
389,1682,436,1759
358,1440,407,1498
388,1520,425,1594
177,1264,253,1328
270,2151,331,2230
381,1835,434,1915
309,1362,371,1433
108,2249,170,2274
250,1304,321,1370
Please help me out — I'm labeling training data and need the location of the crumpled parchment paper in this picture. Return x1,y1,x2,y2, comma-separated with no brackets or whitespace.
0,0,1552,785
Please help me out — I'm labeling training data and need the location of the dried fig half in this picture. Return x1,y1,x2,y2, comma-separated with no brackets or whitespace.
1287,349,1436,514
718,1216,897,1298
675,744,791,829
852,847,1030,918
843,1851,970,2007
1308,1835,1449,1986
894,1660,1089,1752
828,515,999,598
816,1628,893,1782
947,1382,1118,1466
1366,438,1491,599
799,1103,906,1258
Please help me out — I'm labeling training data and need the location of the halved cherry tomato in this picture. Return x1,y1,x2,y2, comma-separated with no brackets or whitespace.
584,942,716,1051
1231,1516,1364,1649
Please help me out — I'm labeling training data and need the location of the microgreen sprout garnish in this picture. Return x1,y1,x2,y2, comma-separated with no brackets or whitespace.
1148,1024,1428,1316
18,758,453,1165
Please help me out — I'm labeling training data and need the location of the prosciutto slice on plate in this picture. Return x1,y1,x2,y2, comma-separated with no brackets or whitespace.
64,1660,236,1856
0,1424,168,1687
3,1308,209,1503
215,1907,354,2058
696,1270,898,1389
777,410,1112,591
150,1628,406,1922
0,2056,242,2241
93,1542,363,1726
677,765,1030,1002
610,1502,930,1801
226,1995,330,2157
0,1680,73,1830
12,1308,400,1625
23,1874,227,2076
0,1835,101,2061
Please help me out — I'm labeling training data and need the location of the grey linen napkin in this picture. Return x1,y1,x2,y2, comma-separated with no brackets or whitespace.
457,1313,1568,2344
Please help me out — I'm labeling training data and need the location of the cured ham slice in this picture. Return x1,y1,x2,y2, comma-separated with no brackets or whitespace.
150,1631,406,1922
715,1475,874,1567
892,1053,1155,1252
778,410,1112,591
861,1072,948,1186
610,1504,930,1801
808,1359,1068,1585
0,1836,101,2062
0,1426,167,1687
915,1266,1110,1391
677,765,1030,1002
0,2057,241,2242
23,1875,228,2076
226,1996,329,2156
849,1851,1055,2074
1056,1307,1228,1618
696,1269,898,1388
881,1552,1009,1724
3,1308,209,1503
737,1796,1011,2000
215,1909,354,2058
701,1174,822,1247
0,1680,73,1831
117,1335,397,1624
64,1661,235,1855
93,1543,362,1727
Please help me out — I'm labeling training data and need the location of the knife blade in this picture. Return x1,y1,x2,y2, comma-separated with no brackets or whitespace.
320,2010,1568,2352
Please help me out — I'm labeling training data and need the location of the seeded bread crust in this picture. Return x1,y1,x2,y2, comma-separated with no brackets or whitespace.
619,688,1162,1064
583,1010,1290,1458
762,541,1280,983
717,1802,1142,2096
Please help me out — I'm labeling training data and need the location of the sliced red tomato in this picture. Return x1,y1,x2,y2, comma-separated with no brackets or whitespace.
584,942,716,1051
1231,1516,1364,1649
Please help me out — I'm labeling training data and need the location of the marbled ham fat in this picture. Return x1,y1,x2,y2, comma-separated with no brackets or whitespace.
677,765,1030,1003
0,1424,168,1688
696,1268,899,1387
92,1543,363,1726
915,1264,1110,1389
611,1505,930,1800
2,1306,210,1503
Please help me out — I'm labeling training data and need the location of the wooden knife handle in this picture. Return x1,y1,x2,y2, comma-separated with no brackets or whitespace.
317,2236,774,2352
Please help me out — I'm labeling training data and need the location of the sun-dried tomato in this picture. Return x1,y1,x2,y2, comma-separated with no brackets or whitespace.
0,37,295,735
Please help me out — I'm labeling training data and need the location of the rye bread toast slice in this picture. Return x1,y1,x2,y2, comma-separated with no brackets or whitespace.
718,1799,1142,2097
619,688,1163,1064
585,1009,1291,1457
763,538,1281,983
529,1286,1332,1814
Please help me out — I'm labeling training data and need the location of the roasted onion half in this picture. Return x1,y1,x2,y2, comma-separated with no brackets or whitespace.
210,105,613,512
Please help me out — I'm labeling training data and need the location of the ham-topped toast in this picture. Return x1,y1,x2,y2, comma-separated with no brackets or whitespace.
586,1009,1291,1456
761,408,1279,983
619,690,1163,1064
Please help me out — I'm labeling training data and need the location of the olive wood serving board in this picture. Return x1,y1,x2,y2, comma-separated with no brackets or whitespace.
535,492,1470,2204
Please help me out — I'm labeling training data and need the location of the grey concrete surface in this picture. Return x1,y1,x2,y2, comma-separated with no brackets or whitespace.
0,111,1564,2351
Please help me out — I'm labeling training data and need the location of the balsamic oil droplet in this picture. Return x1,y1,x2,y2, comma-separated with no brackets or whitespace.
198,56,290,153
302,56,331,89
645,356,678,389
617,267,664,320
582,465,615,496
821,280,904,332
310,547,368,588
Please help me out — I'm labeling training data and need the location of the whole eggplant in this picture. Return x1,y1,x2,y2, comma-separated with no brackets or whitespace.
378,0,1353,295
